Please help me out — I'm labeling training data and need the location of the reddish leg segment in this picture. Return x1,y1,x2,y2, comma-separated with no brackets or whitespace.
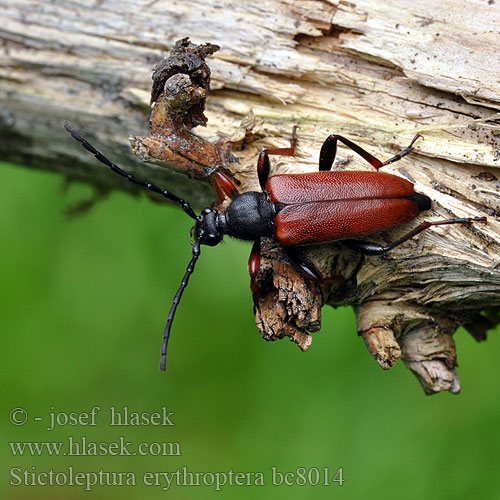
263,125,299,156
257,126,299,190
257,152,271,192
319,133,422,172
214,171,239,203
248,239,262,309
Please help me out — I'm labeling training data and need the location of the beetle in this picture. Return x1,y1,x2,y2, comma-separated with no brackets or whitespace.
64,122,486,370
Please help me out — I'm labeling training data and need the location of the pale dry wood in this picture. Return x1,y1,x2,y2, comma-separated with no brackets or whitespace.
1,0,499,393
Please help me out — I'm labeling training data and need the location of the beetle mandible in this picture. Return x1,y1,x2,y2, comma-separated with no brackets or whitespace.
63,122,486,370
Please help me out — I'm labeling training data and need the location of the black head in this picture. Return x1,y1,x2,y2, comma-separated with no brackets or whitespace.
194,207,224,247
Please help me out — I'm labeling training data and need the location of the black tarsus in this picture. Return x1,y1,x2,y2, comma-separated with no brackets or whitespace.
63,121,198,220
381,134,423,167
160,239,201,371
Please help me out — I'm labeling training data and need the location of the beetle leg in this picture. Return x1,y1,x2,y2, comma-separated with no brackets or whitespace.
342,216,487,255
380,134,423,167
263,125,298,156
283,248,323,281
248,239,262,309
284,248,345,284
248,240,333,308
257,151,271,191
319,133,422,172
257,126,298,190
214,171,239,203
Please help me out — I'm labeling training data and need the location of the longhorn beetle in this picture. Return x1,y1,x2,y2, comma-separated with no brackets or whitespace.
64,122,486,370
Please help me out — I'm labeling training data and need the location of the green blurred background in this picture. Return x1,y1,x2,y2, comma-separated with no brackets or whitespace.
1,162,499,499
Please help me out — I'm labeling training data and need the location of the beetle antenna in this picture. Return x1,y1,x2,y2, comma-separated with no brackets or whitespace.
160,238,202,371
63,121,198,220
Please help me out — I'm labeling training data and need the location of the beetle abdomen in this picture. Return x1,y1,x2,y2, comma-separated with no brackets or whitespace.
268,171,422,246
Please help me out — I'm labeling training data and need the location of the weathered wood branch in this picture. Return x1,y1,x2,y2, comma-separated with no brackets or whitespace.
1,0,499,393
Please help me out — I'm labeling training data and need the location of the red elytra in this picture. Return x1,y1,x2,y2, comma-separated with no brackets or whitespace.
267,171,421,245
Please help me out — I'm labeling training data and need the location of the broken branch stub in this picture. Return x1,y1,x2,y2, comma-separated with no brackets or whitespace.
130,38,232,181
253,238,325,353
132,38,499,395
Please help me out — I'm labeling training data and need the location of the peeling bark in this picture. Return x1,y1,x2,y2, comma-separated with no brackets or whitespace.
1,0,499,393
